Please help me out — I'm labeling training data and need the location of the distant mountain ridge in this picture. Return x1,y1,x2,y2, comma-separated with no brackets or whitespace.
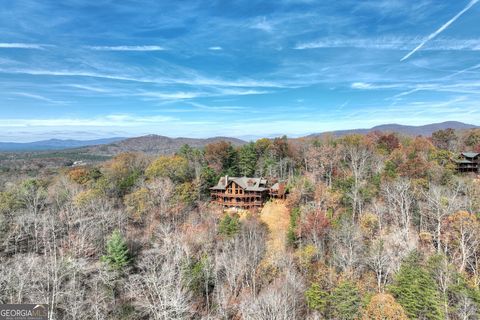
0,135,246,154
0,137,126,152
1,121,478,153
307,121,479,138
82,134,246,156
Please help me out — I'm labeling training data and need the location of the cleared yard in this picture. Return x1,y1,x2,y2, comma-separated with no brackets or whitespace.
259,200,290,260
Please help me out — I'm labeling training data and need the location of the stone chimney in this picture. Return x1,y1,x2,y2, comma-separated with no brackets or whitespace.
224,175,228,187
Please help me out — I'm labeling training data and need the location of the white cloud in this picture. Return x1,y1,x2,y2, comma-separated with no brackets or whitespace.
351,82,401,90
87,45,166,51
66,84,110,93
250,17,273,32
0,114,175,128
401,0,480,61
0,68,284,88
215,88,270,96
208,46,223,51
137,91,201,100
295,37,480,51
0,43,48,49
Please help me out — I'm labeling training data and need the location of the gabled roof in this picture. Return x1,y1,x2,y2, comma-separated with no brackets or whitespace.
462,152,480,158
210,176,268,191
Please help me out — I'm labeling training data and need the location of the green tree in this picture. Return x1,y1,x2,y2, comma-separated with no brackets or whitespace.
177,144,194,159
183,255,214,297
287,207,300,247
383,160,397,179
389,252,444,319
238,142,258,176
101,230,131,271
330,280,362,320
305,283,329,314
218,213,241,237
0,191,19,215
199,166,218,197
448,272,480,319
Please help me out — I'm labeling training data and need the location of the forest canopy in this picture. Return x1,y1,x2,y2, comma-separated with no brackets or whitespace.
0,129,480,319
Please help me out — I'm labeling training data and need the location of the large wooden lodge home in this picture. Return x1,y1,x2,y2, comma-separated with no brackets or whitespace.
210,176,286,209
455,152,480,173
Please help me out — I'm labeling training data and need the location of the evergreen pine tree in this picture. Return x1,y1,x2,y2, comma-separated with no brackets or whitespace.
305,283,329,315
286,207,300,247
218,214,240,237
101,230,131,271
330,280,361,320
388,252,444,319
238,142,258,176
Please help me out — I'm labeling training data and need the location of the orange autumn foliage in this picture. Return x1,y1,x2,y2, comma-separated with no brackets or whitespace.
363,293,408,320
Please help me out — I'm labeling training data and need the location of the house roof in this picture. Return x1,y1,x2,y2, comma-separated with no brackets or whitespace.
462,152,480,158
455,159,474,164
210,176,268,191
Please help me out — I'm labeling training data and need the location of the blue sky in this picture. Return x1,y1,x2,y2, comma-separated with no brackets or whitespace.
1,0,480,142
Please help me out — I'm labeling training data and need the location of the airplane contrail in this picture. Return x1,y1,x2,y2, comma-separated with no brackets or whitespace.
401,0,480,61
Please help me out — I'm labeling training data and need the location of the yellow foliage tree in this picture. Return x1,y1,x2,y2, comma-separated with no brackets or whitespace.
363,293,409,320
124,187,151,220
74,189,103,208
360,212,379,238
145,155,190,183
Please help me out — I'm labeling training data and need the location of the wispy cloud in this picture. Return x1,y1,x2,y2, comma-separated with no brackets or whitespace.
12,92,65,104
401,0,480,61
0,68,284,88
187,101,245,112
250,17,273,32
0,43,48,49
208,46,223,51
0,114,175,128
446,63,480,78
351,82,402,90
215,88,270,96
295,37,480,51
137,91,201,100
87,45,166,51
295,37,410,50
66,84,110,93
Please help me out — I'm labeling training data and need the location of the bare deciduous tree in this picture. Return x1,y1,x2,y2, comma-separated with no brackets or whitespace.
422,183,464,253
332,218,364,276
382,178,414,242
240,265,305,320
127,229,192,320
367,239,394,292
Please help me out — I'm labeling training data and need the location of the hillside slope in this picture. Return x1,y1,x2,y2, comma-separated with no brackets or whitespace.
307,121,478,138
83,134,246,156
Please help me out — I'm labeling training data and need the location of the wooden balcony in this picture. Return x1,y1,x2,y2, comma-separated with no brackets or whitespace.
211,200,264,207
210,191,264,197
